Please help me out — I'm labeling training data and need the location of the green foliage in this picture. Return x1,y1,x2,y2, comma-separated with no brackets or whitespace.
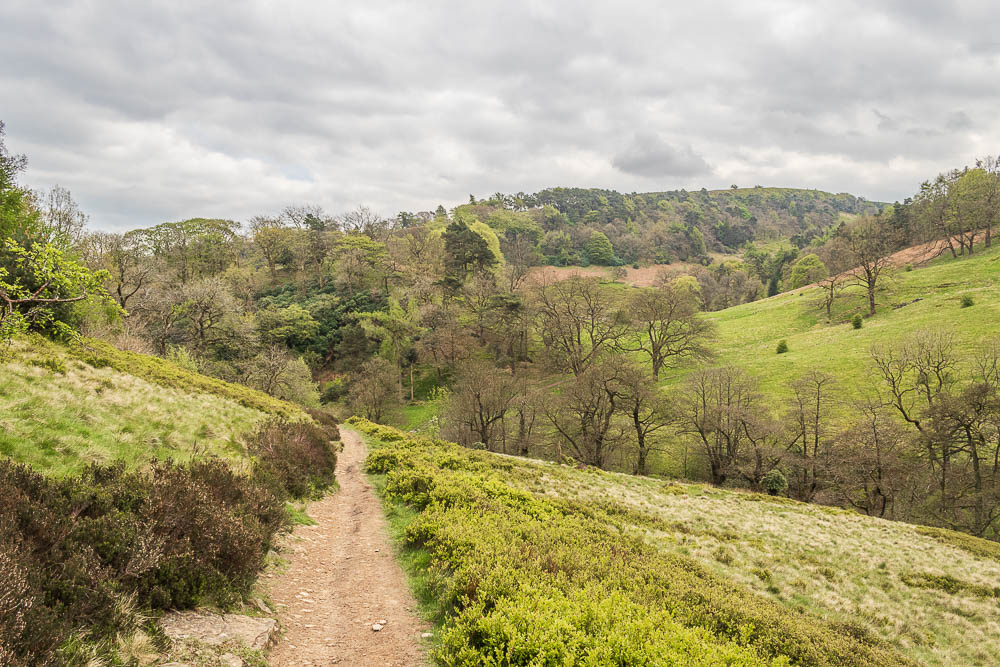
0,120,41,243
784,253,827,290
775,339,788,354
320,377,348,404
760,469,788,495
28,356,66,374
441,219,499,287
0,239,117,352
257,303,321,349
961,294,974,308
851,313,863,329
351,419,910,666
899,572,1000,599
584,230,617,265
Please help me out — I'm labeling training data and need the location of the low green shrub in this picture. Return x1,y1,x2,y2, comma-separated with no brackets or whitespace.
961,294,974,308
320,378,348,404
900,572,1000,598
761,469,788,496
915,525,1000,562
29,357,67,374
851,314,863,329
352,419,911,666
775,340,788,354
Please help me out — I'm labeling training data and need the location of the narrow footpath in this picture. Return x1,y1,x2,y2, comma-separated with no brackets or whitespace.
267,426,428,666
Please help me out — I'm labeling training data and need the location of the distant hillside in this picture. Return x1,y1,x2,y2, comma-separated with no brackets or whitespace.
0,334,306,476
459,186,886,266
672,233,1000,401
353,418,1000,666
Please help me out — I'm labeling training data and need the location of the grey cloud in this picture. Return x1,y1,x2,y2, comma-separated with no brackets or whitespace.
612,134,712,179
1,0,999,230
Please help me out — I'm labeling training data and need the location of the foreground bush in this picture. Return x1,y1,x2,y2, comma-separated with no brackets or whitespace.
350,417,912,666
0,458,287,664
248,415,339,498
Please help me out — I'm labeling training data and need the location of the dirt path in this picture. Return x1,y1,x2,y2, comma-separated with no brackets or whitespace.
267,427,428,666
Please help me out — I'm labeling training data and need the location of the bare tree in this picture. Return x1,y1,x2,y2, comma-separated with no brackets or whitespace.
843,216,897,316
678,366,770,486
619,283,714,380
441,360,521,452
611,361,673,475
341,206,395,243
349,356,399,422
83,230,157,311
38,184,87,244
545,359,628,468
871,330,957,433
533,276,629,376
831,397,917,519
786,371,838,501
816,275,843,319
975,155,1000,248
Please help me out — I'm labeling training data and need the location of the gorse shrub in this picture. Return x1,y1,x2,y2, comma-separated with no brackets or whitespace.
352,418,912,666
851,313,863,329
776,339,788,354
961,294,974,308
761,469,788,496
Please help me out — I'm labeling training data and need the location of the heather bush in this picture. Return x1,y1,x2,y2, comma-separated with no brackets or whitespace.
0,456,288,664
248,417,338,499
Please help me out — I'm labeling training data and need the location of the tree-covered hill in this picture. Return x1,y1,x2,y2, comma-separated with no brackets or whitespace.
454,186,885,266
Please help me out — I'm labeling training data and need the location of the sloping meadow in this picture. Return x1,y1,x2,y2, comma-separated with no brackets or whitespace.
0,337,340,664
349,418,930,666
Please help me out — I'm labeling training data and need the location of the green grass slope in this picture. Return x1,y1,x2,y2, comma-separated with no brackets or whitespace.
0,335,305,476
351,418,1000,666
665,242,1000,399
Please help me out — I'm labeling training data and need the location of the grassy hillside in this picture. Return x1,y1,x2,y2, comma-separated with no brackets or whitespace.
0,335,305,476
674,241,1000,399
351,418,1000,666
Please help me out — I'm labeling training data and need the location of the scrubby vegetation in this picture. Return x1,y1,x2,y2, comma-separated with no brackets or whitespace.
68,337,306,419
352,417,1000,666
0,417,337,665
0,336,284,476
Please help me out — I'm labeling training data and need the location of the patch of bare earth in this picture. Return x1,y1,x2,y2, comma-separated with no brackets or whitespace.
525,262,701,287
267,427,428,666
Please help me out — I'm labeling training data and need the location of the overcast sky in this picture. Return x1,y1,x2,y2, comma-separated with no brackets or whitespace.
2,1,998,231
